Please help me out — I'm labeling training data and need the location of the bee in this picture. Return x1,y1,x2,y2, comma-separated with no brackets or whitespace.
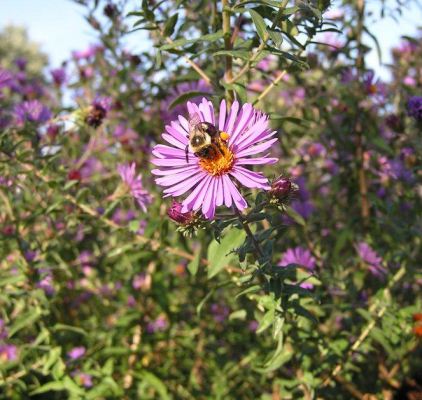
185,113,230,163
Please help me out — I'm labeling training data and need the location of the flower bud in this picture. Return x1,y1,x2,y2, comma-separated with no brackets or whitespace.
167,200,203,236
267,175,297,210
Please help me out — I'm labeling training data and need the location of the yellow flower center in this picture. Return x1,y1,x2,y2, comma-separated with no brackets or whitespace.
199,143,234,176
369,84,377,94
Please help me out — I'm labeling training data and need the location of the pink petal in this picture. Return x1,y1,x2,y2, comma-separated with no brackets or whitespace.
165,125,188,146
236,138,278,158
215,177,224,207
222,175,233,208
224,101,239,134
151,166,197,176
163,172,205,196
182,175,213,211
218,99,226,131
202,178,217,219
236,157,278,165
229,104,253,146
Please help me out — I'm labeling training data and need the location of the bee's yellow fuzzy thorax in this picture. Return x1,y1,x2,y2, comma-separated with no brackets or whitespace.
199,143,234,177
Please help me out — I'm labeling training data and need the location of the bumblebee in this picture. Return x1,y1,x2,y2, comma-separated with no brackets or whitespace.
185,113,230,163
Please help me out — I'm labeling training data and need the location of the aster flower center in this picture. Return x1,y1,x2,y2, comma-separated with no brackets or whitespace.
198,143,234,176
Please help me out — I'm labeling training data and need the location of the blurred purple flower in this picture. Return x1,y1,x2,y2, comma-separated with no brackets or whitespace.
67,346,86,359
0,344,18,362
72,371,93,387
36,273,55,296
14,100,53,126
407,96,422,120
161,80,212,124
15,57,27,70
146,317,168,333
117,163,153,212
355,242,387,277
210,303,230,323
86,97,112,128
0,69,12,90
363,71,386,103
279,246,316,269
51,68,67,86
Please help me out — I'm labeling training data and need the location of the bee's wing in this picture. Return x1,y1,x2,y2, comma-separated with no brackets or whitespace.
188,113,201,136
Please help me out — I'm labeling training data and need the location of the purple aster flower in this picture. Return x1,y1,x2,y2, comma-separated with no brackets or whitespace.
51,68,67,86
151,99,278,219
113,124,138,145
0,344,18,362
355,242,387,277
161,80,213,124
86,96,112,128
279,246,316,269
15,57,27,70
210,303,230,323
117,163,153,212
146,317,168,333
363,71,386,103
0,69,12,90
167,200,198,225
407,96,422,120
14,100,53,126
67,346,86,360
36,273,55,296
72,371,93,387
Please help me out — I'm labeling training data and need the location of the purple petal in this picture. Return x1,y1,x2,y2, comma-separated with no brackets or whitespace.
236,138,278,158
163,172,205,196
218,99,226,131
229,104,253,146
224,101,239,134
236,157,278,165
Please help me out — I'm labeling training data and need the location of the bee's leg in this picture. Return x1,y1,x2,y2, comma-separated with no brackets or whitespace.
215,141,226,157
185,145,189,163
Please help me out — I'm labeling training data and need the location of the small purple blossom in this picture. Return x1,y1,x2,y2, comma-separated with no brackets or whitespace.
117,163,153,212
279,246,316,270
51,68,67,86
355,242,387,277
0,69,12,90
161,80,212,124
146,317,168,333
0,344,18,362
67,346,86,360
72,371,93,387
210,303,230,323
407,96,422,120
13,100,53,126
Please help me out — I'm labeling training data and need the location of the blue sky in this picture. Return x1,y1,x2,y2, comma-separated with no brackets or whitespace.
1,0,421,79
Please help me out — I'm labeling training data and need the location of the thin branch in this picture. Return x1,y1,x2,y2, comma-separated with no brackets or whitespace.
253,70,287,105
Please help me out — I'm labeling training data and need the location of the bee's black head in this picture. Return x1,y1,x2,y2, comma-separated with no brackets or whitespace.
200,122,218,136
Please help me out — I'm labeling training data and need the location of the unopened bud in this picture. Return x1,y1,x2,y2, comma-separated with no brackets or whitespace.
267,175,297,210
167,200,204,236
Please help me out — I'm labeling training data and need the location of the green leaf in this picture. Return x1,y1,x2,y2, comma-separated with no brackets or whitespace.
256,348,293,373
207,229,247,278
292,301,318,324
0,274,25,287
168,91,212,111
307,3,322,20
8,310,42,338
30,381,66,396
280,19,299,36
42,347,62,375
267,28,283,48
160,30,225,50
229,309,247,321
235,284,262,299
256,309,274,334
248,9,268,41
213,50,252,60
284,284,318,302
284,207,306,226
163,13,178,37
51,324,87,336
142,372,171,400
187,251,200,276
129,220,141,233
